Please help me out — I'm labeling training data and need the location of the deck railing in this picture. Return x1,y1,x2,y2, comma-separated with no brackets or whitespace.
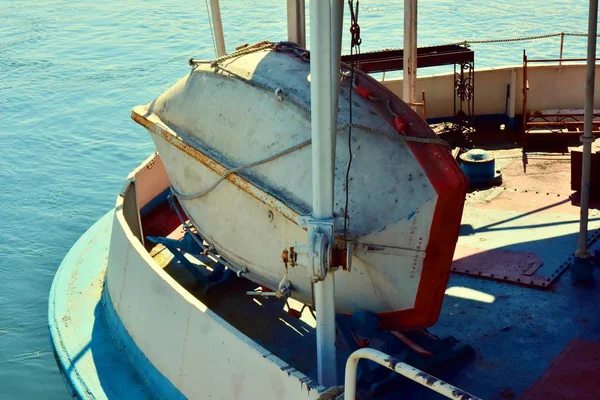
344,348,481,400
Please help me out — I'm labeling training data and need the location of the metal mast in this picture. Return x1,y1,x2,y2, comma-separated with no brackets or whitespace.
576,0,598,261
307,0,344,388
209,0,226,56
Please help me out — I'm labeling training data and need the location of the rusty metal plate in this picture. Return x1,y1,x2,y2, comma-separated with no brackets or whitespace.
456,184,600,288
452,245,549,287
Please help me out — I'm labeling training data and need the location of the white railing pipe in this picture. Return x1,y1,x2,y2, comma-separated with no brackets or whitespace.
209,0,226,57
344,348,482,400
577,0,599,258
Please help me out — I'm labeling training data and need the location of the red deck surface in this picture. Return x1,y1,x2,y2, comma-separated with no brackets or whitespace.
522,338,600,400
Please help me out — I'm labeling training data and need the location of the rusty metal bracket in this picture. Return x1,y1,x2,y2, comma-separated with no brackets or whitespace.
293,216,339,282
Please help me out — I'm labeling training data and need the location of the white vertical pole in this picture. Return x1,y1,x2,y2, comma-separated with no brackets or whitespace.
287,0,306,48
507,69,517,130
403,0,417,107
576,0,599,258
310,0,337,388
331,0,344,158
310,0,334,220
559,33,565,62
210,0,226,56
314,275,336,387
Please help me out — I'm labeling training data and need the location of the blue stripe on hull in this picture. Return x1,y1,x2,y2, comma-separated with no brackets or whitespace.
48,211,186,400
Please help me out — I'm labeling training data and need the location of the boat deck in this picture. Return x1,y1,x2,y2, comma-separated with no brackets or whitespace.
145,143,600,399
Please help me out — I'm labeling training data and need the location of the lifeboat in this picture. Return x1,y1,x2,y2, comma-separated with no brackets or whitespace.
131,41,467,331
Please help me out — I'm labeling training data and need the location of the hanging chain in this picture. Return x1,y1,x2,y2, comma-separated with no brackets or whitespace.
333,32,600,55
344,0,361,244
438,32,600,49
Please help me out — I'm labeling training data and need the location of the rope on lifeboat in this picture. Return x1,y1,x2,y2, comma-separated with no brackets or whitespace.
170,121,449,202
189,41,449,147
177,37,450,201
209,62,449,146
170,138,311,200
339,123,450,147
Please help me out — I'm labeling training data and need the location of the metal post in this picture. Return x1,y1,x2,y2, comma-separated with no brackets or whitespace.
310,0,337,388
559,32,565,68
286,0,306,48
576,0,598,259
522,51,529,150
210,0,226,56
507,69,517,130
403,0,417,108
330,0,344,159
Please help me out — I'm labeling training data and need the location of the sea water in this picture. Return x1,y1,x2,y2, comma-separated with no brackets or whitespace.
0,0,593,398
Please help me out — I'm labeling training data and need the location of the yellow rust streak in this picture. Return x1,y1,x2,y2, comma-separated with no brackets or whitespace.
131,109,301,225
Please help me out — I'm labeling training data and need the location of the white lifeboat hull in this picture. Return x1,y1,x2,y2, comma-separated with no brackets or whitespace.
132,42,467,330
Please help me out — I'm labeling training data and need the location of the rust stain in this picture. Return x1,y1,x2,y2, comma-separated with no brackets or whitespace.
416,371,439,387
132,110,301,225
329,246,349,271
452,388,475,400
367,245,385,251
384,356,400,370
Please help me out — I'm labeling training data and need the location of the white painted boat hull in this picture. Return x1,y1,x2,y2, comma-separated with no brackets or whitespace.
133,43,467,330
